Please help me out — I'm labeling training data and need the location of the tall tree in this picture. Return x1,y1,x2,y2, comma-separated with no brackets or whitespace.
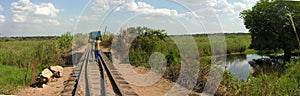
240,0,300,61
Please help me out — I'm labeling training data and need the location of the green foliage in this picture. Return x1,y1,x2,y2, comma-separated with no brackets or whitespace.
0,36,57,42
0,63,47,94
36,40,65,66
0,41,44,67
0,32,74,94
193,34,251,56
127,27,178,67
58,32,73,51
225,34,251,54
0,64,27,94
223,60,300,95
101,34,114,48
240,0,300,58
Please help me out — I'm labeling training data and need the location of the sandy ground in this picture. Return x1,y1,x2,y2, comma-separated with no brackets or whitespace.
117,65,203,96
14,67,73,96
131,66,175,96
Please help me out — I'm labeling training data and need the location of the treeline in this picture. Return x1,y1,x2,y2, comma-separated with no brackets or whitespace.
0,36,58,42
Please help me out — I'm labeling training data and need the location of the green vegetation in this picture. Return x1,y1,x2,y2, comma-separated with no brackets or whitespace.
103,26,253,68
99,1,300,95
193,34,253,56
223,61,300,95
0,64,27,94
0,32,75,94
240,0,300,61
100,33,114,48
101,26,300,95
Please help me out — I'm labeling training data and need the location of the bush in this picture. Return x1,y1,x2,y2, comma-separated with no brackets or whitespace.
101,34,114,48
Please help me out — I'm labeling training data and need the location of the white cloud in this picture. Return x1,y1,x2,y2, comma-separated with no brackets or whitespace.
31,18,43,23
192,0,254,16
78,16,96,22
11,0,61,24
90,0,182,17
233,2,247,10
46,19,60,26
0,5,5,23
207,0,235,15
0,15,5,23
34,3,60,17
12,14,26,22
79,0,256,34
91,0,125,14
0,5,3,12
123,0,181,17
246,0,260,9
172,0,206,6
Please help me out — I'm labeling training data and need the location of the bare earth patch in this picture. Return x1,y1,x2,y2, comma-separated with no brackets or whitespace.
14,67,73,96
117,66,203,96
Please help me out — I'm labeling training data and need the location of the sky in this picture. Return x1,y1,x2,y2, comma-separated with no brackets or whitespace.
0,0,260,37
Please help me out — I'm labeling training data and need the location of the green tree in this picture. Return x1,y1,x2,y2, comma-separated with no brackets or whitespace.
58,32,73,51
240,0,300,61
124,26,171,66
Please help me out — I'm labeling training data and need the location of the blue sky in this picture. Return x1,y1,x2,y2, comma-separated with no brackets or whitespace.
0,0,259,36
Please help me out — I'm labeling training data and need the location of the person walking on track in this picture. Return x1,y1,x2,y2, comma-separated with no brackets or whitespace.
94,37,101,62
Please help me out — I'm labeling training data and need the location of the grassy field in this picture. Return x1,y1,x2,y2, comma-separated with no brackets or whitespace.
0,64,27,94
0,33,74,94
0,40,49,94
193,33,253,56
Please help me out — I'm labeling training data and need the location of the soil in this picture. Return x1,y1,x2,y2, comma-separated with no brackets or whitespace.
14,67,73,96
118,66,204,96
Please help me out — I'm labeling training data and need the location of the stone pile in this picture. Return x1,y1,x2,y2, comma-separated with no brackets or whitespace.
31,66,63,88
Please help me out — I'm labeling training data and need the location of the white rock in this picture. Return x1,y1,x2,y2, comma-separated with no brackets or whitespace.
50,66,63,77
42,84,48,88
50,66,63,72
41,68,53,79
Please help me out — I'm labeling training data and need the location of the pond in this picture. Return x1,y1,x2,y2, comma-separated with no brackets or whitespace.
224,54,270,81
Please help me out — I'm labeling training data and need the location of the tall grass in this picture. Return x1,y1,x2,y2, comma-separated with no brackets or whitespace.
0,40,59,94
193,34,252,56
222,61,300,95
0,33,74,94
225,34,251,54
0,41,43,67
101,34,114,48
0,64,27,94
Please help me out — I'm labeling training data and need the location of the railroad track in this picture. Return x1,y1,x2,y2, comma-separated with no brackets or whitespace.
72,46,138,96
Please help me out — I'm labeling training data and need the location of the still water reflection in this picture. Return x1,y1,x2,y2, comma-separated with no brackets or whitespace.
224,54,269,80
